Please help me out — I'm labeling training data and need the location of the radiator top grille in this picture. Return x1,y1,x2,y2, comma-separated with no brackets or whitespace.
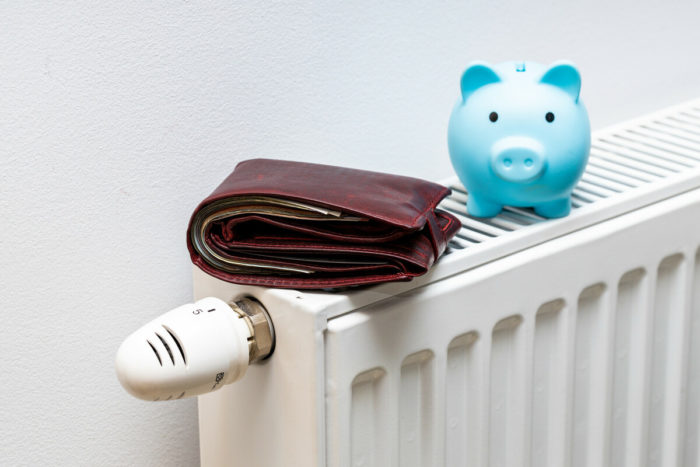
440,103,700,253
238,99,700,321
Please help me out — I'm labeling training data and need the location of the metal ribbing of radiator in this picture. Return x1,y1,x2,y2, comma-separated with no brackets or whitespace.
441,107,700,251
346,250,700,467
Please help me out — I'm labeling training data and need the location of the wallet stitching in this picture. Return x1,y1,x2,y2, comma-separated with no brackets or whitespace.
216,272,415,287
408,187,449,226
192,256,415,287
192,257,428,289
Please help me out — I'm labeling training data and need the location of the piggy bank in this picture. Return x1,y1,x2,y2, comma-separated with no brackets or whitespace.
447,61,591,218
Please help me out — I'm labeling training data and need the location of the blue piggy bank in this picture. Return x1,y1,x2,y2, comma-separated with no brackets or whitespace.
447,61,591,218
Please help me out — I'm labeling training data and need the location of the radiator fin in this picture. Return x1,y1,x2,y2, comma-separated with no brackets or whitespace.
648,254,687,467
399,350,435,467
611,269,648,467
489,315,524,467
351,368,387,467
684,249,700,467
572,284,609,467
446,332,480,467
531,300,567,467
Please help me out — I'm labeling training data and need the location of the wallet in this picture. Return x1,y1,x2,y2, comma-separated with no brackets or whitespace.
187,159,461,289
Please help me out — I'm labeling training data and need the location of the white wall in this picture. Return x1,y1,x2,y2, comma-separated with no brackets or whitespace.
1,1,699,465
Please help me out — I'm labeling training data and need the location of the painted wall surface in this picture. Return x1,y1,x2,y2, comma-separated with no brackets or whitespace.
2,2,699,465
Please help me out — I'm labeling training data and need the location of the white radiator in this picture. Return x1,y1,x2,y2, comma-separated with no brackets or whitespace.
195,99,700,467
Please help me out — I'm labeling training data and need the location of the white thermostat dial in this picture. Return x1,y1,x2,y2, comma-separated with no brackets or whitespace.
115,297,274,401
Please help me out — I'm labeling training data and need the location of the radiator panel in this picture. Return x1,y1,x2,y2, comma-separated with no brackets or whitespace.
325,189,700,467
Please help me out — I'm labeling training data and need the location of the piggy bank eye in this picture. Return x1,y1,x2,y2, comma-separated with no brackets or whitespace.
545,112,555,123
489,112,499,122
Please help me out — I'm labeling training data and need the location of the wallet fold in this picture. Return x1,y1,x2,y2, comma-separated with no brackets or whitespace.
187,159,461,289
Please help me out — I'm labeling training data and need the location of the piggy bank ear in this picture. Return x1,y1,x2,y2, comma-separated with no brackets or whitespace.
460,62,501,101
539,61,582,102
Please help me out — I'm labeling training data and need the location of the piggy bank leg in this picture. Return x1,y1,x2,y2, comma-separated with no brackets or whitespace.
534,197,571,218
467,193,503,217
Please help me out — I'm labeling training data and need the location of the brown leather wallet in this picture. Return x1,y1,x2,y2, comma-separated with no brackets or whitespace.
187,159,461,289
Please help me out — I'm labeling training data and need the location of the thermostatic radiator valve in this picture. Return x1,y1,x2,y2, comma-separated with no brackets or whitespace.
115,297,275,401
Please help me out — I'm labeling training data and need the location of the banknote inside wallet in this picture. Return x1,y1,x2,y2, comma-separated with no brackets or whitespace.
190,196,391,274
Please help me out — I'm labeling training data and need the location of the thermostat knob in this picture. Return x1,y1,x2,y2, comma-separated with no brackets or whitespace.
115,297,275,401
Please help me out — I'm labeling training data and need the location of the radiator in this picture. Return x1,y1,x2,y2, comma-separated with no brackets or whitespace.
195,99,700,467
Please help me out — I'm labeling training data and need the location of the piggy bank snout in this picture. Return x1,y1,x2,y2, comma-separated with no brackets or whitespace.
490,137,546,183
